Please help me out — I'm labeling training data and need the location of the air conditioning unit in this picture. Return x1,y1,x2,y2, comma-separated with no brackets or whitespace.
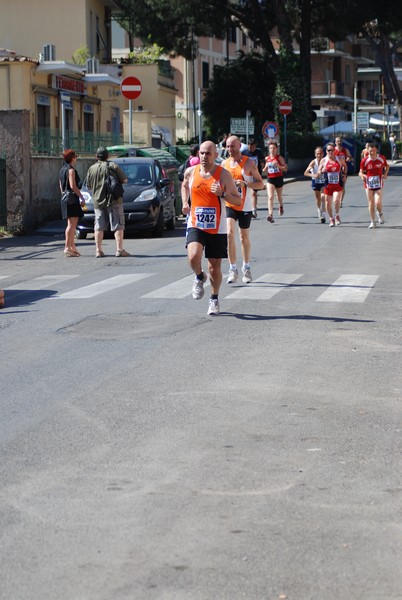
86,58,100,74
43,44,56,61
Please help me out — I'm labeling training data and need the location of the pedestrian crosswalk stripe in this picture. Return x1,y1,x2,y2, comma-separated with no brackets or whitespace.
225,273,303,300
6,275,78,290
55,273,155,299
1,273,380,303
317,274,379,303
141,274,210,299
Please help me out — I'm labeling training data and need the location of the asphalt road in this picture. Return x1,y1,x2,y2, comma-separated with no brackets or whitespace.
1,168,401,600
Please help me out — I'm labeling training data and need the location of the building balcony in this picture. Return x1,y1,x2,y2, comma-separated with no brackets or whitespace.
312,80,345,97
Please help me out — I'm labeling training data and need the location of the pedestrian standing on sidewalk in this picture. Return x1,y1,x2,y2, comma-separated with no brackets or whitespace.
262,141,287,223
86,147,129,258
59,149,86,257
181,140,241,316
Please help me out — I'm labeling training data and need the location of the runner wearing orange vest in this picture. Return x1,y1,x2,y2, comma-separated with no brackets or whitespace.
222,135,264,284
181,140,241,315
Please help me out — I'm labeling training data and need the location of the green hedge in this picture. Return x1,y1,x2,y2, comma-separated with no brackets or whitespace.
280,131,324,159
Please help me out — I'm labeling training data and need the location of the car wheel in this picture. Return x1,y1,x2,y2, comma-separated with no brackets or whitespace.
75,230,87,239
152,209,164,237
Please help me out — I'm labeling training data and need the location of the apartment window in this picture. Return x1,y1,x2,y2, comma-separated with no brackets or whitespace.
242,32,247,46
227,25,237,44
345,64,351,85
96,15,100,54
202,61,210,89
36,94,50,129
89,11,94,55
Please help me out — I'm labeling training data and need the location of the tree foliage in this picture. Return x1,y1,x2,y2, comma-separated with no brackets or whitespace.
72,45,90,65
113,0,402,134
202,51,275,140
129,43,165,64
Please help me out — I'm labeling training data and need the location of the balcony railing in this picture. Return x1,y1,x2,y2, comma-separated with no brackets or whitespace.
311,80,345,97
31,129,123,156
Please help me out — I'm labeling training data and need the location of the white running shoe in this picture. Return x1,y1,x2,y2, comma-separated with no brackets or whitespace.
227,268,239,284
192,272,207,299
377,211,384,224
329,218,335,227
207,298,220,316
368,221,376,229
242,267,252,284
335,215,341,226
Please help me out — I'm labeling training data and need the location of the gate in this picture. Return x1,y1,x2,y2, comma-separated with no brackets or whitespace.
0,157,6,226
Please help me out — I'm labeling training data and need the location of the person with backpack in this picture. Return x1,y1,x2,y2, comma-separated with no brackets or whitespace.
86,147,129,258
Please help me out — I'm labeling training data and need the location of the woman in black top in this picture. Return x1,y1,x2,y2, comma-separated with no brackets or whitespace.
59,149,85,256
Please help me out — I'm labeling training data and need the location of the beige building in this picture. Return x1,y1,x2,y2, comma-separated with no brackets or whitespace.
0,0,177,152
0,0,117,64
171,30,258,141
113,25,258,143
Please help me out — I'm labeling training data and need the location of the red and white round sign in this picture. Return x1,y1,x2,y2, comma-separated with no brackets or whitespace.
279,100,292,115
120,76,142,100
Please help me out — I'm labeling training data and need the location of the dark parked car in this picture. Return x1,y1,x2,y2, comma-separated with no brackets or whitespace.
76,157,176,239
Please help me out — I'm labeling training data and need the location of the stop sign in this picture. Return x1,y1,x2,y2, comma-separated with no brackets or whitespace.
279,100,292,115
121,76,142,100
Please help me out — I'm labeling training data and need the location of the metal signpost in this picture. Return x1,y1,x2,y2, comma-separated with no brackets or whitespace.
278,100,292,162
120,76,143,145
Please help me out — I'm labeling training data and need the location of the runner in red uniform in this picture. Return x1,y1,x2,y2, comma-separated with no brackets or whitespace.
334,136,353,207
262,142,287,223
181,140,241,315
359,143,390,229
317,143,346,227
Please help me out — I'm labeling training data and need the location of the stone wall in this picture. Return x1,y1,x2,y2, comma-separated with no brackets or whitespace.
31,156,94,228
0,109,95,232
0,110,31,232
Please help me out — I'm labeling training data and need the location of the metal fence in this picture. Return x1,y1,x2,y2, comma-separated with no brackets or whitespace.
31,129,123,156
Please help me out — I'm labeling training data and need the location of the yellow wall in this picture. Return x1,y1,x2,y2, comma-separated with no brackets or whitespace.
0,62,33,110
0,0,111,62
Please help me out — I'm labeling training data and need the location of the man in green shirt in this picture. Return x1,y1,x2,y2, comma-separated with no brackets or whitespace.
86,147,130,257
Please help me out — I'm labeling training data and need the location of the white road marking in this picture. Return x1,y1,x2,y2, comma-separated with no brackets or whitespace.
141,274,210,299
55,274,155,299
5,275,77,290
225,273,303,300
317,274,379,303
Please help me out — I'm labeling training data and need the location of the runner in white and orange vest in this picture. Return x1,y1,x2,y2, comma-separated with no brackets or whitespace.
222,135,264,284
181,140,241,316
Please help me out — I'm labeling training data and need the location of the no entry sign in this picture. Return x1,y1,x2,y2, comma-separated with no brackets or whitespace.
121,76,142,100
279,100,292,115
